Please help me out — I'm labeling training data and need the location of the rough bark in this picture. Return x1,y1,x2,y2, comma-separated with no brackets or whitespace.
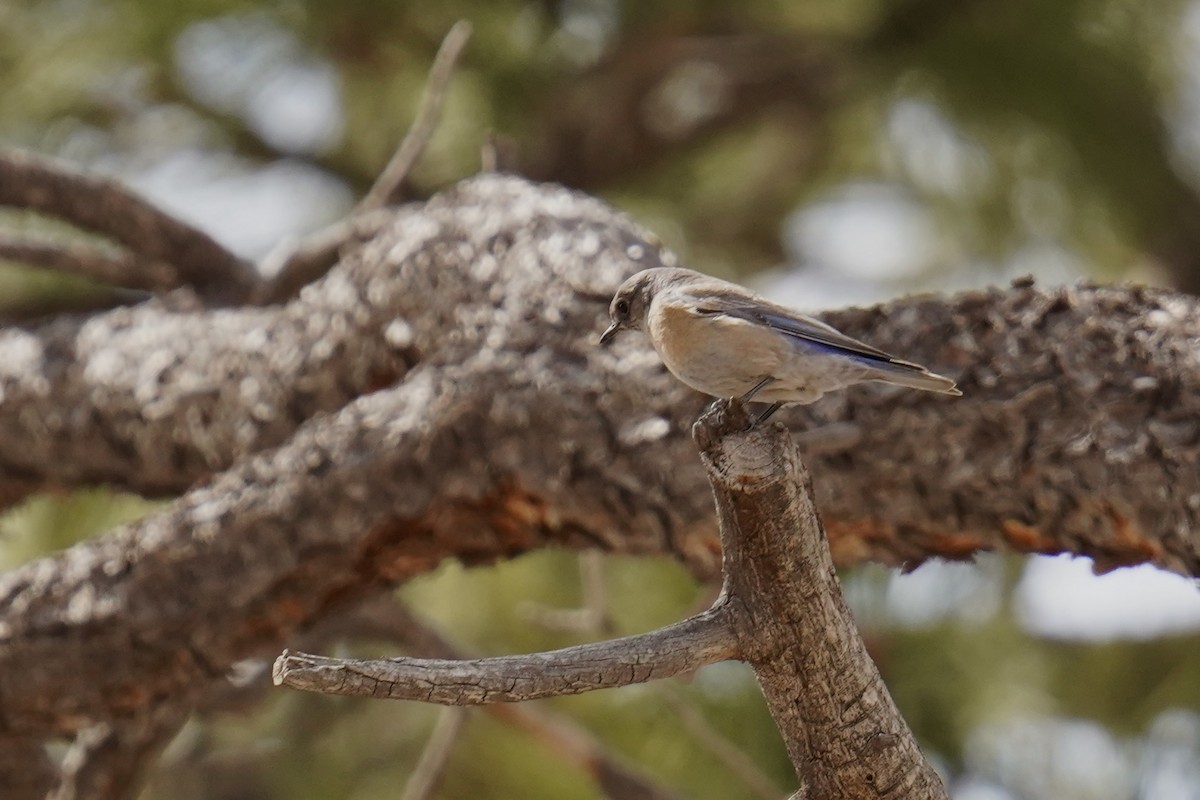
0,149,255,299
276,401,950,797
2,176,1197,566
275,607,736,702
1,173,1198,744
696,401,947,799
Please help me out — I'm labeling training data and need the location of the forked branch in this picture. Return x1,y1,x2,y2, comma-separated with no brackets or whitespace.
275,398,949,797
0,149,255,299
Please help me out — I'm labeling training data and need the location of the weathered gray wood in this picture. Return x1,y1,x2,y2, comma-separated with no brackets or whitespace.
274,606,738,702
696,401,948,799
1,173,1197,745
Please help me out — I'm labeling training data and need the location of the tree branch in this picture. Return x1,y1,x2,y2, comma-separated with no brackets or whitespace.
0,237,180,293
2,172,1198,745
359,21,473,210
253,21,473,305
0,149,256,300
252,208,394,304
275,397,950,797
273,605,737,702
2,175,1196,574
400,707,467,800
48,708,186,800
695,400,948,798
659,683,783,800
326,598,688,800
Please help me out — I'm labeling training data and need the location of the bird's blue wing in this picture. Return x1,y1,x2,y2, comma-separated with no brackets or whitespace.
695,301,902,365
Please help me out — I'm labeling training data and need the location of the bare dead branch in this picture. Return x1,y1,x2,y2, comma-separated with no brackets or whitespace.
359,21,473,210
520,551,615,635
334,598,688,800
695,399,948,799
272,605,738,703
400,708,467,800
273,396,950,797
0,149,256,300
659,683,782,800
0,237,182,293
253,207,394,304
48,708,187,800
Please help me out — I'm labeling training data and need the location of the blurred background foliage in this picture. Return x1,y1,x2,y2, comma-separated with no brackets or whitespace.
3,1,1200,798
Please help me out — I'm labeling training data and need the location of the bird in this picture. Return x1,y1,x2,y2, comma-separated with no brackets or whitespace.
599,267,960,423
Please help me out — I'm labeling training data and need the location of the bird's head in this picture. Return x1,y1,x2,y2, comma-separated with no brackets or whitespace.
599,268,678,345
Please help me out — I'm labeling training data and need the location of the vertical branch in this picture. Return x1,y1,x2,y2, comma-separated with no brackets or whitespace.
48,707,187,800
359,21,473,210
693,401,948,799
400,708,468,800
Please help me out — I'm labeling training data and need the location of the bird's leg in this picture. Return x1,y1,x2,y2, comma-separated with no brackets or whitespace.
732,377,779,429
753,402,783,426
740,377,774,404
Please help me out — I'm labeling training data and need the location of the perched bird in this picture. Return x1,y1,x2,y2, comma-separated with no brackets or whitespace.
599,267,960,422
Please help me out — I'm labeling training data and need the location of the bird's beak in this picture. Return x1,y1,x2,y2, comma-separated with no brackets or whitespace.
599,321,621,346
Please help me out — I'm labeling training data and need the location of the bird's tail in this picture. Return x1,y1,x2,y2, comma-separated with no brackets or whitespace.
868,359,962,396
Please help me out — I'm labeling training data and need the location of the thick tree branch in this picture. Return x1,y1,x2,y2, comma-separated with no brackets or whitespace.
696,401,947,798
279,398,949,797
0,149,256,300
1,175,1196,571
1,173,1198,744
273,605,737,702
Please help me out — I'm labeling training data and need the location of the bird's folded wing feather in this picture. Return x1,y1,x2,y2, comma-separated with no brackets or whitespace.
694,297,910,366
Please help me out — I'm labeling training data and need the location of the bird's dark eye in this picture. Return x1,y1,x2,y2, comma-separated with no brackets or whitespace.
615,298,630,317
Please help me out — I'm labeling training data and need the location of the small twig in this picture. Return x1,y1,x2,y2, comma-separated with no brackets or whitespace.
253,208,394,304
359,21,473,210
360,600,687,800
521,551,614,635
480,132,519,173
48,707,187,800
660,683,782,800
488,704,686,800
400,707,468,800
273,604,737,703
252,21,473,304
0,149,256,301
0,236,179,292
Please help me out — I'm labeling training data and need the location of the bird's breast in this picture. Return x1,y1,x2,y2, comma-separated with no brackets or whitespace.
646,301,785,398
